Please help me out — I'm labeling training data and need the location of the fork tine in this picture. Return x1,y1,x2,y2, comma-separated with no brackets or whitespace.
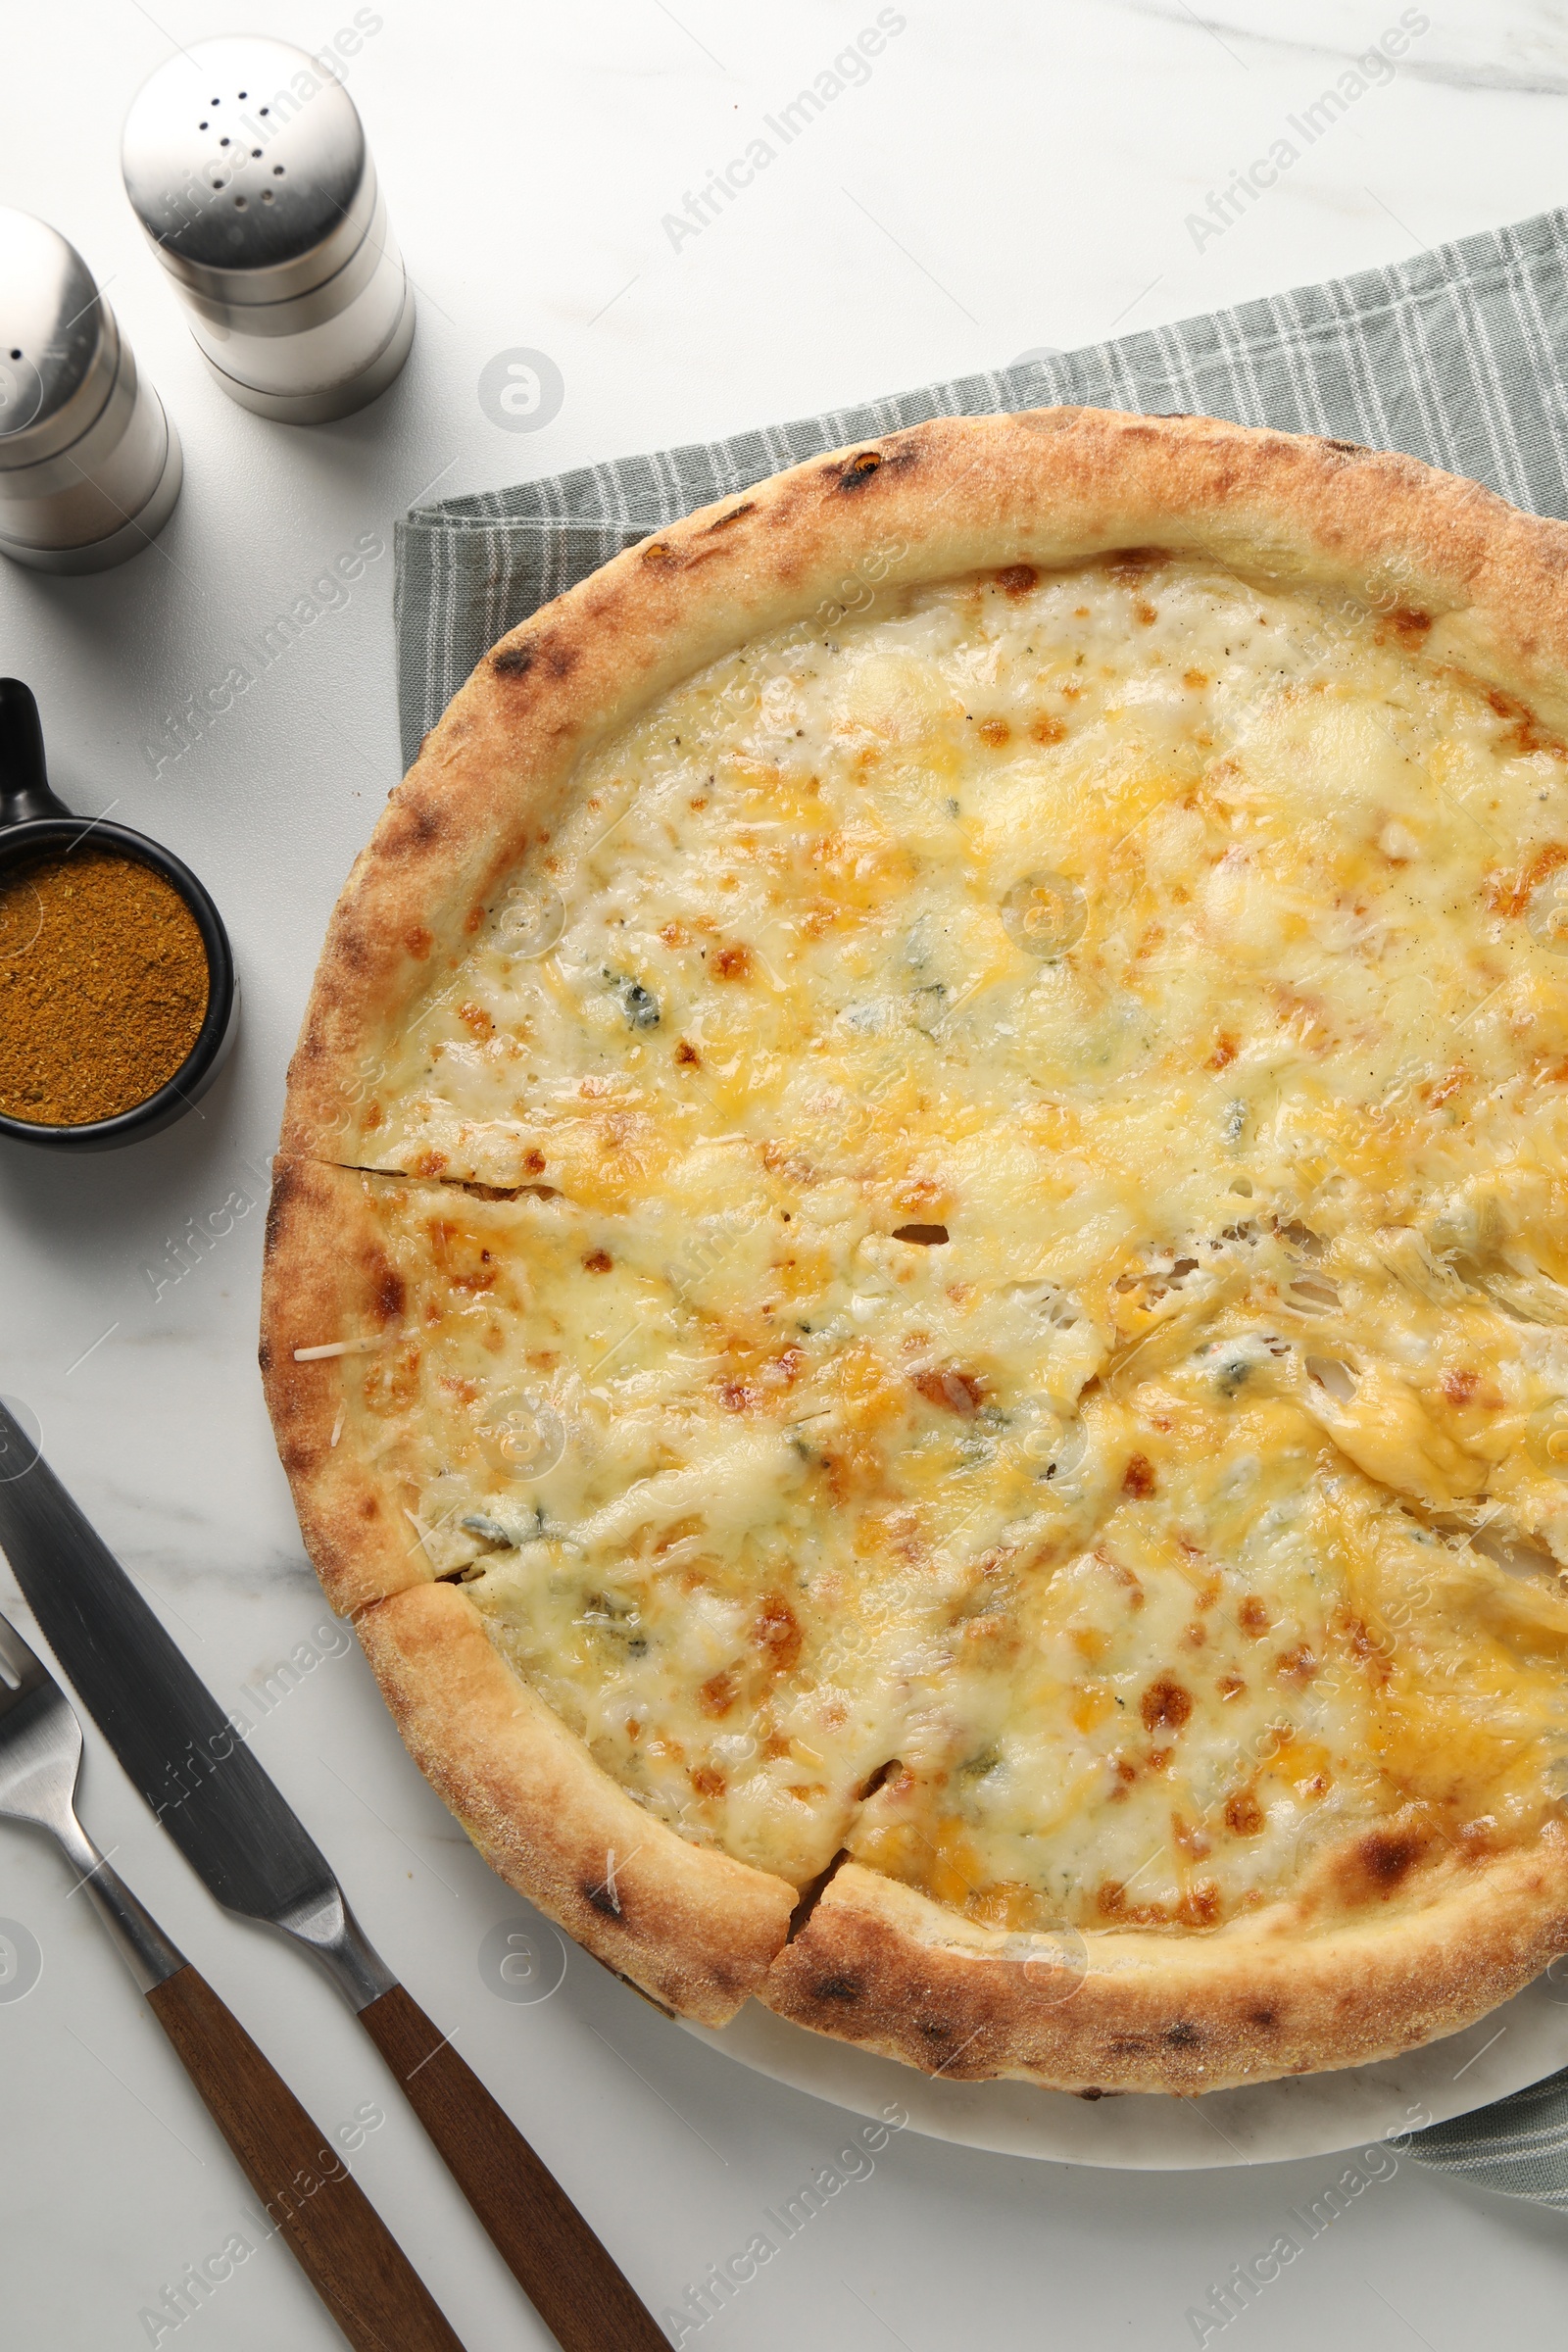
0,1608,49,1702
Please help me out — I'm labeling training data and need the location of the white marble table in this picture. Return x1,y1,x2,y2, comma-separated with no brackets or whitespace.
4,3,1568,2345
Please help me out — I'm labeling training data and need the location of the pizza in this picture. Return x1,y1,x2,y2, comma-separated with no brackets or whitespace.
261,409,1568,2096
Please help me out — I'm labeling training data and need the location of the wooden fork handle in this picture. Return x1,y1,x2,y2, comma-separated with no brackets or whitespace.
359,1983,664,2352
146,1965,464,2352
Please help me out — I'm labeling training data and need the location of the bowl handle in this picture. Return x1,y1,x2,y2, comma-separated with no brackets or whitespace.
0,680,71,828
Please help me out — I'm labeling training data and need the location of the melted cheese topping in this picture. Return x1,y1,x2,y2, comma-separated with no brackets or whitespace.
336,553,1568,1932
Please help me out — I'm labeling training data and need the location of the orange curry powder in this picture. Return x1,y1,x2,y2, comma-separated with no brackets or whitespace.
0,848,209,1125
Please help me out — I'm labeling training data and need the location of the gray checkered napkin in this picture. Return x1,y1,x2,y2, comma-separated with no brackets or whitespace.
397,206,1568,766
395,205,1568,2199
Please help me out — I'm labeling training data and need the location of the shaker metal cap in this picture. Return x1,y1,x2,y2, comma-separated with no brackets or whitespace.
122,36,369,305
0,208,181,569
0,211,107,453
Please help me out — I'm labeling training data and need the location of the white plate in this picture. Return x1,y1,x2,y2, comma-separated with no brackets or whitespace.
683,1972,1568,2169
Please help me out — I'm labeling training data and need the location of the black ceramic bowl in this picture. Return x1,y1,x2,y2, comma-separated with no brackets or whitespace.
0,679,238,1152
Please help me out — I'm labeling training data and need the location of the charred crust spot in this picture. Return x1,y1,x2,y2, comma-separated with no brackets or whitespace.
836,449,884,491
263,1159,301,1255
996,563,1038,596
388,798,444,852
334,923,372,976
812,1973,863,2002
1249,2006,1279,2029
1321,436,1367,458
1164,2020,1200,2048
703,501,757,533
1122,1452,1156,1497
584,1879,621,1918
1076,2086,1107,2100
1355,1829,1425,1890
1141,1677,1192,1735
892,1222,949,1246
493,631,577,679
373,1267,406,1323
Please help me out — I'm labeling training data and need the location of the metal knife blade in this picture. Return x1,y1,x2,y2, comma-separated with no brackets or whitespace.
0,1398,388,1997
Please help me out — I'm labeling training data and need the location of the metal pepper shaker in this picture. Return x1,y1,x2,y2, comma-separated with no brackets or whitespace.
0,210,182,574
121,35,415,425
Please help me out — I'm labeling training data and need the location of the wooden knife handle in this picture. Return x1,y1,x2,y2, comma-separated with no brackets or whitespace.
146,1965,464,2352
359,1982,663,2352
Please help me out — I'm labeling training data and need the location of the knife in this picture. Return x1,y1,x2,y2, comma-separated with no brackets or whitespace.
0,1400,664,2352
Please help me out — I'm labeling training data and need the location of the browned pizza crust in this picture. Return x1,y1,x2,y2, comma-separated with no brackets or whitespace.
260,1153,431,1615
263,408,1568,2092
278,407,1568,1162
760,1850,1568,2095
356,1583,796,2023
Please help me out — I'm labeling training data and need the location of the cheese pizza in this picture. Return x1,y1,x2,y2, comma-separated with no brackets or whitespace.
262,410,1568,2092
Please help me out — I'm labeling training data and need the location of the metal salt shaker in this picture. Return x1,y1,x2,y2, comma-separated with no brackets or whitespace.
0,209,182,573
122,34,415,425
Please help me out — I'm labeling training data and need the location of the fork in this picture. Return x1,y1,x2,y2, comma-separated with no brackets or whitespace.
0,1608,466,2352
